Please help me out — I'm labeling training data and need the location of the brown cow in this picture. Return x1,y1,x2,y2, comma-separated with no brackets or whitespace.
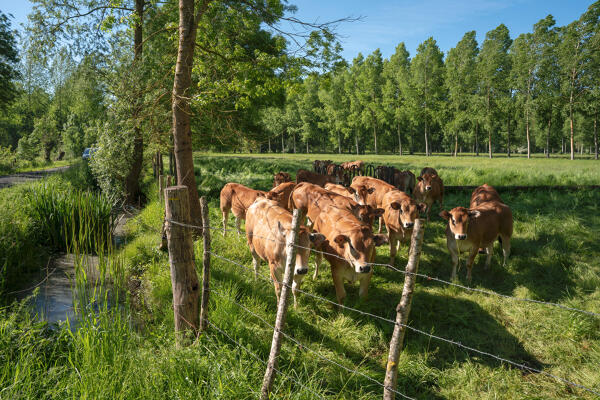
392,169,416,194
296,169,341,187
313,159,332,173
246,198,325,307
290,182,381,226
414,173,444,221
220,183,266,236
382,191,427,266
351,176,397,233
470,183,502,207
340,160,365,175
420,167,438,177
313,205,388,304
440,200,513,282
273,171,291,188
266,182,296,211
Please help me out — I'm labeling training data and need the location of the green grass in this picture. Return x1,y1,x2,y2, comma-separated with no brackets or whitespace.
1,153,599,399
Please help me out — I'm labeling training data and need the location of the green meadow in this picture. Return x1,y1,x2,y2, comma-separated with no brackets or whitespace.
1,154,599,399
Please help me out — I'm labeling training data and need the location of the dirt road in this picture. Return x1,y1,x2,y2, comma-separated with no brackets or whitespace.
0,166,71,189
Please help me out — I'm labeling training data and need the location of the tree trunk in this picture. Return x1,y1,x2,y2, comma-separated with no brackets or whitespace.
594,112,598,160
525,109,530,159
475,122,479,156
355,132,359,155
546,118,551,159
306,141,309,154
171,0,210,228
507,115,511,158
293,132,296,153
569,98,575,160
268,137,271,153
454,132,458,157
281,133,284,153
424,117,429,156
338,132,341,154
397,123,402,156
124,0,145,204
487,89,492,159
373,122,378,155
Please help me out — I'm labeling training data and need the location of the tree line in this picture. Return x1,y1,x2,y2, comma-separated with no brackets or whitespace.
261,6,600,160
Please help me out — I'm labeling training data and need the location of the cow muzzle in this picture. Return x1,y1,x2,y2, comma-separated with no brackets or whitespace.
425,186,432,191
295,267,308,275
357,265,371,274
403,222,414,228
455,234,467,240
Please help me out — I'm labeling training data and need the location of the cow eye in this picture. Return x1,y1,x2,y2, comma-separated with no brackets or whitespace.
451,218,455,225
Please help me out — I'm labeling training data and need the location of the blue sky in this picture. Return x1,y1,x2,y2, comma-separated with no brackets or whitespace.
2,0,594,59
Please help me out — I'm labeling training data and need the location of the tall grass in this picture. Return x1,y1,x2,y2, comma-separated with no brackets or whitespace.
25,182,115,254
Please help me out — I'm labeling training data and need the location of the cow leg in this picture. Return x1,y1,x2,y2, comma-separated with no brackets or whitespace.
484,244,494,269
389,234,398,266
501,235,511,266
313,252,322,280
466,247,478,283
251,250,260,280
332,270,346,305
222,209,229,237
447,237,459,280
378,216,386,234
292,276,303,308
235,216,241,235
358,275,371,299
270,263,282,304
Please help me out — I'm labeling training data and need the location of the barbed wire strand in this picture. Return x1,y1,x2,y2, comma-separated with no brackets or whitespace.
206,319,326,399
209,251,600,397
168,219,600,319
210,287,416,400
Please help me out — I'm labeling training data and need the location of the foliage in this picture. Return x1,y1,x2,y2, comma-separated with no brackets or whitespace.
0,11,20,111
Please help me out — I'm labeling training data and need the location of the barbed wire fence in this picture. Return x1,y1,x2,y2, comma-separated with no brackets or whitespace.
161,188,599,399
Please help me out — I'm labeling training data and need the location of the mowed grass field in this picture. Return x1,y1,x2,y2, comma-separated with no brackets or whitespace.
174,153,599,398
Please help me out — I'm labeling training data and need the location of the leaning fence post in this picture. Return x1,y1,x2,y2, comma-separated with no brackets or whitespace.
383,218,425,400
260,209,302,400
199,197,210,332
165,186,200,346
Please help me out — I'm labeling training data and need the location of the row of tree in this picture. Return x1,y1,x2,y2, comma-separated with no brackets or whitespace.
261,7,600,160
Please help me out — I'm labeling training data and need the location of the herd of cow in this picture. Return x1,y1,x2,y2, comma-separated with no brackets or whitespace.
219,160,513,307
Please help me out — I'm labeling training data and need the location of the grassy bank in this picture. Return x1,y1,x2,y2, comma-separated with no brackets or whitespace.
1,154,598,399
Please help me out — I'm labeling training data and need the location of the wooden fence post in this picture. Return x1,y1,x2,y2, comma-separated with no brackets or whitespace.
199,197,210,332
165,186,200,345
383,218,425,400
260,209,302,400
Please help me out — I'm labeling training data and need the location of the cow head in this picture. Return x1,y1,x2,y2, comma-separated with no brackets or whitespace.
273,171,291,188
333,227,388,274
417,173,437,192
440,207,481,240
390,200,426,229
356,205,384,225
352,184,375,205
294,227,326,275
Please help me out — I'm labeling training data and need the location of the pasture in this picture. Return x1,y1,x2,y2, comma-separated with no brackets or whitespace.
1,153,599,399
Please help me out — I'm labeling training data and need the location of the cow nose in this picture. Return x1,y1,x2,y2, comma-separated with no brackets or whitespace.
425,186,432,191
295,268,308,275
358,265,371,274
455,234,467,240
404,222,414,228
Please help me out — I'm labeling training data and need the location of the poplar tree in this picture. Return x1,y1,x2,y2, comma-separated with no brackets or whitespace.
510,32,536,158
382,43,411,155
356,49,384,154
445,31,478,156
477,24,512,158
410,37,444,156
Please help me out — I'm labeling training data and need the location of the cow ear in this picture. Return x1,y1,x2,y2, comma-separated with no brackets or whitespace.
367,187,376,194
309,233,326,247
417,176,423,182
266,191,278,200
374,234,389,246
334,235,348,247
347,187,356,194
277,221,286,236
468,210,481,218
390,202,401,211
439,210,450,220
373,208,385,217
417,202,428,213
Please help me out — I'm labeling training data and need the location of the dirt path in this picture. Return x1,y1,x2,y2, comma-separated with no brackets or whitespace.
0,166,71,189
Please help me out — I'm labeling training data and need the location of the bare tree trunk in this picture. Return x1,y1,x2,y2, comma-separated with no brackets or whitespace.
424,117,429,156
525,109,530,159
373,122,378,155
487,90,492,159
268,137,271,153
569,99,575,160
124,0,145,204
281,133,284,153
355,132,359,155
454,132,458,157
306,141,309,153
595,112,598,160
172,0,210,228
507,115,511,158
475,122,479,156
397,123,402,156
546,118,551,158
338,132,341,154
293,132,296,153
